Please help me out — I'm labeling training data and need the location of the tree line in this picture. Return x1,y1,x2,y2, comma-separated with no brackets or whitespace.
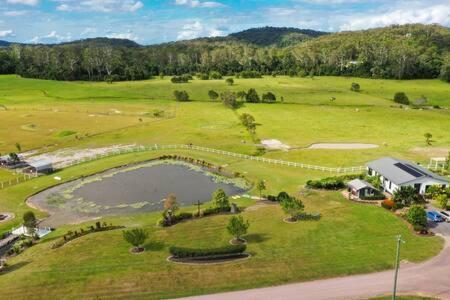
0,24,448,81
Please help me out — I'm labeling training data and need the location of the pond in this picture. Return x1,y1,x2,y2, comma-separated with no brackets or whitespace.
28,160,249,227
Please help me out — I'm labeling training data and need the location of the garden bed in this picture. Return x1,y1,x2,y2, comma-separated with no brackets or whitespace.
167,253,251,265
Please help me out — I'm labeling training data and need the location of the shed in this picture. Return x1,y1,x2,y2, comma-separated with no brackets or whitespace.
27,159,53,174
348,179,378,198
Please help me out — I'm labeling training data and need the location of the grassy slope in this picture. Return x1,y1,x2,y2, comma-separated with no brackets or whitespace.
0,75,448,298
0,150,443,299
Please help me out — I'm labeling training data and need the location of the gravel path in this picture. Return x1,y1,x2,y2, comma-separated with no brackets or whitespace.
181,236,450,300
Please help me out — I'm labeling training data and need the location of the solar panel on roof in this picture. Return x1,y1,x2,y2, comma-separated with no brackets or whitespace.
394,163,423,178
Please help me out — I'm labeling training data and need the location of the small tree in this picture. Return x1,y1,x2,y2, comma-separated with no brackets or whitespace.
406,205,427,227
8,152,20,163
350,82,360,92
227,215,249,243
209,71,222,79
225,78,234,86
424,133,433,145
239,113,256,132
280,196,304,222
394,92,410,105
262,92,276,103
435,194,448,209
123,228,148,253
245,88,260,103
208,90,219,101
220,91,238,109
23,211,37,235
173,90,189,102
212,189,230,210
15,143,21,153
256,180,266,199
393,186,422,207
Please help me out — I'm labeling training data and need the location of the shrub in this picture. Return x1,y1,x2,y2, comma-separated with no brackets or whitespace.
169,244,246,258
350,82,360,92
212,189,230,210
393,186,422,206
203,206,226,216
394,92,410,105
262,92,276,103
227,215,250,241
220,91,238,109
306,177,345,190
407,205,427,227
171,76,189,83
123,228,148,251
277,191,290,202
280,196,304,220
208,90,219,101
360,194,386,200
173,90,189,102
435,194,448,209
266,195,278,202
240,70,262,78
199,73,209,80
245,88,260,103
296,212,321,221
209,71,222,80
381,199,394,210
225,78,234,86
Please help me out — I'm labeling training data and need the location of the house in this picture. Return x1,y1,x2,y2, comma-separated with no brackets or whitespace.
24,159,53,174
11,225,52,238
348,179,379,199
366,157,449,195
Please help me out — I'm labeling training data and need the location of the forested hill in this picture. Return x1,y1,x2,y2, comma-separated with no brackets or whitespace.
228,27,328,46
0,24,448,81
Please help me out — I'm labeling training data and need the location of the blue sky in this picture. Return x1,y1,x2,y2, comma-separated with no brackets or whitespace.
0,0,449,44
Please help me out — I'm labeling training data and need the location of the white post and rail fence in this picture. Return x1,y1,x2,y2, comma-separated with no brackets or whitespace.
0,144,366,190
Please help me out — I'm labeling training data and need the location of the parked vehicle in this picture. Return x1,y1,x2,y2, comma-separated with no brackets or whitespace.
439,211,450,222
427,211,444,222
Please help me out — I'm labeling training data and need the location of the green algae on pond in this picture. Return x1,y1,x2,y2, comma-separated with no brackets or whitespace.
28,160,249,226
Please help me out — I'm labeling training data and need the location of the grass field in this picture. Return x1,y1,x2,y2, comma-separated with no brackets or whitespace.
0,75,448,299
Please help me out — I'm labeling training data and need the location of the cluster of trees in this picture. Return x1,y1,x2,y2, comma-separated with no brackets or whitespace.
0,24,448,81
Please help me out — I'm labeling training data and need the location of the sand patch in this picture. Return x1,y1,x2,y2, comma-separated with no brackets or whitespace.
306,143,379,150
410,147,450,157
261,139,290,151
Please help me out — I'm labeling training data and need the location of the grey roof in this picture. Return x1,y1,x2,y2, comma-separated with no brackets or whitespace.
28,159,52,169
348,179,376,191
367,157,449,185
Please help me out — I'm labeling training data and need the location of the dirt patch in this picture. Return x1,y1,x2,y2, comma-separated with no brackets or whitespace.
306,143,379,150
261,139,290,151
410,147,450,157
0,213,14,223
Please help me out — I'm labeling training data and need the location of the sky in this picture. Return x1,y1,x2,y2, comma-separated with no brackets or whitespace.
0,0,448,45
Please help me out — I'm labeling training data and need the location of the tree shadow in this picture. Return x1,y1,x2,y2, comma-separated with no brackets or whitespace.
144,240,165,251
244,233,269,244
2,261,31,274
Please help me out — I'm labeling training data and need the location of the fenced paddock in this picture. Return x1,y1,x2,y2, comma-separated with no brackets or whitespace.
0,144,366,190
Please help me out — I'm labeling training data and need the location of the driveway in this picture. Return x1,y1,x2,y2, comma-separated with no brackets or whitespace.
426,205,450,236
181,236,450,300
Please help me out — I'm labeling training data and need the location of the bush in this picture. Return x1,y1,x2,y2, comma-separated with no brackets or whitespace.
394,92,410,105
212,189,230,210
407,205,427,227
245,88,260,103
199,73,209,80
266,195,278,202
360,194,386,200
169,244,246,258
381,199,394,210
262,92,276,103
220,91,238,109
208,90,219,101
209,71,222,79
306,177,345,190
202,206,225,216
240,70,262,78
296,212,321,221
173,90,189,102
350,82,360,92
225,78,234,86
171,76,189,83
159,212,193,227
393,186,422,206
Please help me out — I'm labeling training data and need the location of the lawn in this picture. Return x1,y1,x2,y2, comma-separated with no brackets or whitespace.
0,150,444,299
0,75,448,299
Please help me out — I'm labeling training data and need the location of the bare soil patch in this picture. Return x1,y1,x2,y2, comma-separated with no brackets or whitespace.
306,143,379,150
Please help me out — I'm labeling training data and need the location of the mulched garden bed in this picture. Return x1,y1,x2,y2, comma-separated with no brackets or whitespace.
167,253,251,265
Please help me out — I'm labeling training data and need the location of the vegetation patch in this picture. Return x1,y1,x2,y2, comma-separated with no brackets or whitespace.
56,130,77,137
20,124,38,131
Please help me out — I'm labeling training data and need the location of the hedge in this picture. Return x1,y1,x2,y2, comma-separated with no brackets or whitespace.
306,177,345,190
169,244,246,258
360,194,386,200
203,206,229,216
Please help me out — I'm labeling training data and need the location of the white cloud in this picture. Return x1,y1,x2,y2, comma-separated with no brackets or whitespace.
6,0,39,5
0,30,15,38
107,30,139,40
4,10,27,16
81,27,97,35
55,0,144,13
174,0,224,8
340,3,450,30
29,30,72,43
177,20,225,40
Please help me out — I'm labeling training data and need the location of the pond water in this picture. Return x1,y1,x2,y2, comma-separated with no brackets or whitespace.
28,160,248,227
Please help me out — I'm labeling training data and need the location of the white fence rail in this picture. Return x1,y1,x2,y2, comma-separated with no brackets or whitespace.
0,144,366,190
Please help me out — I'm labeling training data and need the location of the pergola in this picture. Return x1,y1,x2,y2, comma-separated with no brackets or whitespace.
428,157,448,171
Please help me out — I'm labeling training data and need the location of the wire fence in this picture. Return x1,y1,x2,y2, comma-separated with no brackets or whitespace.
0,144,366,190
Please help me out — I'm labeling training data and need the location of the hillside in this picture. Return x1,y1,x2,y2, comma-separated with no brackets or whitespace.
228,26,328,46
0,24,448,81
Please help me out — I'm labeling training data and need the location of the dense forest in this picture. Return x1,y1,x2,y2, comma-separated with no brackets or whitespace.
0,24,449,81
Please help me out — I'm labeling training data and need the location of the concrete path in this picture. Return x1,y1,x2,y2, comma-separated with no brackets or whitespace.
182,236,450,300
